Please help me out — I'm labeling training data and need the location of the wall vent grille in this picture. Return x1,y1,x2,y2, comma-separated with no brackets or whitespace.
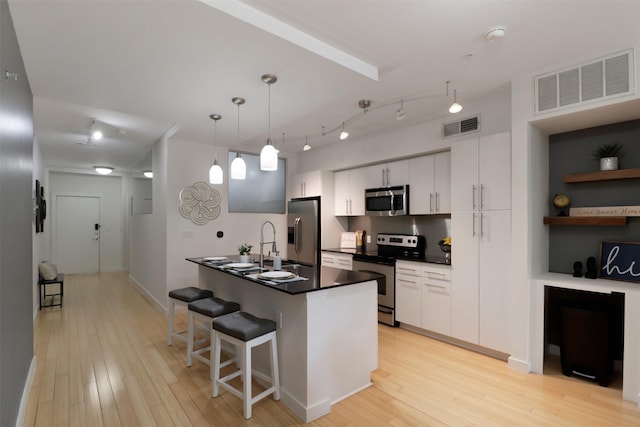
443,115,480,138
535,49,634,114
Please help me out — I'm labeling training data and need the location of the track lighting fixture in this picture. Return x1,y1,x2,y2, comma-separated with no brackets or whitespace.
230,97,247,180
260,74,278,171
446,81,463,114
339,122,349,140
94,166,113,175
303,136,311,151
396,99,406,120
90,118,103,141
208,114,224,185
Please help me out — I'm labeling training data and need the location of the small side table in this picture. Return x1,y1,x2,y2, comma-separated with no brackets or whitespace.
39,273,64,309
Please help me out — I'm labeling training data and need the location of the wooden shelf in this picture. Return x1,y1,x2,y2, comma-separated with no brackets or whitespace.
563,168,640,183
543,216,627,226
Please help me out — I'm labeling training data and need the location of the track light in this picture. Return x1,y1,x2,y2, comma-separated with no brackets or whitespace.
94,166,113,175
90,118,103,141
143,171,153,178
230,97,246,180
208,114,224,184
396,99,406,120
260,74,278,171
303,136,311,151
339,122,349,140
449,89,463,113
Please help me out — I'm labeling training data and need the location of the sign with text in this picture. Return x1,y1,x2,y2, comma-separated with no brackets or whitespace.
599,241,640,283
570,206,640,217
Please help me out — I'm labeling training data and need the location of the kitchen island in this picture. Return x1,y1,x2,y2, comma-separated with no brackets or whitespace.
186,257,381,422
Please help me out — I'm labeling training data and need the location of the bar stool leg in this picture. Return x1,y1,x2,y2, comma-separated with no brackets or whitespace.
270,335,281,401
186,311,195,366
167,300,175,345
242,343,251,419
212,330,222,397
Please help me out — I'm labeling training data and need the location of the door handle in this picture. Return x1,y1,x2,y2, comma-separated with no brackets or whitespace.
293,217,301,252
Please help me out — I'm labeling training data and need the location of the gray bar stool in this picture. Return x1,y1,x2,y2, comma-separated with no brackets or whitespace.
211,311,280,419
187,297,240,368
167,287,213,345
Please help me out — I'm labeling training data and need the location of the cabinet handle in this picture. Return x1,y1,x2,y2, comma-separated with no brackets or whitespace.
472,212,477,237
472,185,477,209
426,283,447,291
398,279,418,287
349,199,352,214
435,192,440,212
480,212,484,238
397,267,419,274
480,184,485,209
426,271,447,278
381,169,385,186
429,193,434,213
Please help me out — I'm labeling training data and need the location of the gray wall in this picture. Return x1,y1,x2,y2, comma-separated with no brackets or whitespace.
548,119,640,273
0,1,34,425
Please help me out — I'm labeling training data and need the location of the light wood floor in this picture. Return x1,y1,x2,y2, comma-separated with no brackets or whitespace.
24,272,640,426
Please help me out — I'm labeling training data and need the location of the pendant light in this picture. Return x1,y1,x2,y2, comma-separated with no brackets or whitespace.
260,74,278,171
230,97,246,180
208,114,223,185
339,122,349,140
446,81,463,114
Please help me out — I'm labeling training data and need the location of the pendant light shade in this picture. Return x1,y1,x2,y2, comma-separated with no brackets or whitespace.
303,136,311,151
230,153,246,180
260,74,279,171
208,114,224,184
339,122,349,140
231,97,246,180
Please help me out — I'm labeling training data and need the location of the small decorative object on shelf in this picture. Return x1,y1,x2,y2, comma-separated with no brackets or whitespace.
552,193,571,216
238,243,253,263
593,143,623,171
572,261,583,278
438,237,451,264
585,256,597,279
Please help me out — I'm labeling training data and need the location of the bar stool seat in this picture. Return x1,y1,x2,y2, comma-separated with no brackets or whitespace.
167,287,213,345
187,297,240,367
211,311,280,419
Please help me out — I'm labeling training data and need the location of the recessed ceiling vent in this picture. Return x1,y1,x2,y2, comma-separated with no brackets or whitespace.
535,49,634,114
443,115,480,138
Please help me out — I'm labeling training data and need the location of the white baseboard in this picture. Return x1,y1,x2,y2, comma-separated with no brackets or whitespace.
508,355,530,372
280,387,330,423
16,356,37,427
128,274,167,313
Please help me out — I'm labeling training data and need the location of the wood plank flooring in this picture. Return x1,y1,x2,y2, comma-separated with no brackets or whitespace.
24,272,640,426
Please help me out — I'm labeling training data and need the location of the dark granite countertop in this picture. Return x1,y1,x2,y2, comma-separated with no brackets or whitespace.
322,247,451,265
186,256,382,295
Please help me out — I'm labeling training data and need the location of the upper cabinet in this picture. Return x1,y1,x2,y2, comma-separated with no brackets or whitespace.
334,168,366,216
365,160,409,188
409,151,451,215
290,170,323,198
451,132,511,212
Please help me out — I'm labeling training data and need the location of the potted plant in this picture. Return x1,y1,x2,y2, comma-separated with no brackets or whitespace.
593,143,622,171
238,243,252,263
438,237,451,264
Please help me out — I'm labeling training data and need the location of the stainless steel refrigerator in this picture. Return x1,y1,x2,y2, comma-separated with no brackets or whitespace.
287,196,321,266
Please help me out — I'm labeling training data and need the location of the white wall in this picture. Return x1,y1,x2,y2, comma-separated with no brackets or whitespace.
32,139,46,315
165,139,287,300
49,172,125,272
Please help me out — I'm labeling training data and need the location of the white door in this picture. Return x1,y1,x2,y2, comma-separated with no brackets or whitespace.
55,195,100,274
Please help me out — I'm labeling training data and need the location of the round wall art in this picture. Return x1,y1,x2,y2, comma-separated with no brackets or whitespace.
179,182,221,225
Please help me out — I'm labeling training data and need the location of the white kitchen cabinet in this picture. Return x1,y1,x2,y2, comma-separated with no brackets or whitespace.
421,264,452,336
409,151,451,215
334,168,366,216
290,170,322,198
365,159,409,188
450,131,511,353
451,132,510,212
321,251,353,270
395,272,421,326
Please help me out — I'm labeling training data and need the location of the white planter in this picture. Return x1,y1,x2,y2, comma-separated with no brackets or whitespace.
600,157,618,171
239,255,251,263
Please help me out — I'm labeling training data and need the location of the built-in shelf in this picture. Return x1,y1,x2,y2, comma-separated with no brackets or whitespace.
564,168,640,183
543,216,627,226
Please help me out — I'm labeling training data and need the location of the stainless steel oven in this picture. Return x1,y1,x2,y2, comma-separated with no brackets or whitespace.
352,256,396,326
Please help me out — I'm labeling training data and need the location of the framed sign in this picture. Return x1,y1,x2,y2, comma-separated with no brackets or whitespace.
599,241,640,283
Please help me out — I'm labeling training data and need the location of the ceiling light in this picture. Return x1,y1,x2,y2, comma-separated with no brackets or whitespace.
260,74,278,171
396,99,406,120
143,170,153,178
303,136,311,151
94,166,113,175
449,89,463,113
230,97,246,180
208,113,224,185
486,26,506,41
339,122,349,140
89,118,103,141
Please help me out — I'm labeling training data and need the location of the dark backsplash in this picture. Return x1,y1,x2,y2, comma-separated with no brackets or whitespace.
348,215,451,258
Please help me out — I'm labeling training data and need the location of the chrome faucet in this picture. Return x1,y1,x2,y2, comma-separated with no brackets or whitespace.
259,220,277,269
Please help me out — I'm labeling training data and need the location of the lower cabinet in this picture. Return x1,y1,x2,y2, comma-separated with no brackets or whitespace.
321,251,353,270
396,261,452,335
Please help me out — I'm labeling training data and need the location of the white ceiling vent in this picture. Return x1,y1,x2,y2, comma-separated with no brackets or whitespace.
443,115,480,138
535,49,634,114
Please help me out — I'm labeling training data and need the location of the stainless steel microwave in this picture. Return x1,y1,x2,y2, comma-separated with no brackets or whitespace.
364,185,409,216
